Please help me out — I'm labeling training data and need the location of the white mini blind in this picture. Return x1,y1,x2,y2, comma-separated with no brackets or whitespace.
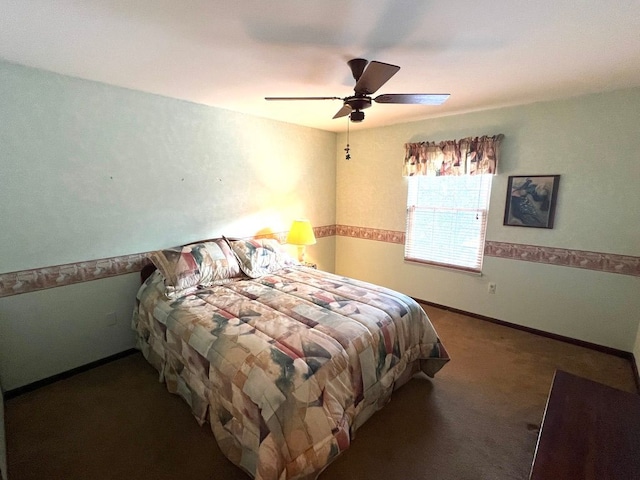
405,174,493,272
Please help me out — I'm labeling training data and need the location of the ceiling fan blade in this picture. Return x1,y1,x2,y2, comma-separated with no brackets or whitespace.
374,93,450,105
354,61,400,95
332,105,352,119
265,96,342,101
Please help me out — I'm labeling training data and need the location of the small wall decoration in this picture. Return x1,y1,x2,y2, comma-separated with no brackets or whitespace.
504,175,560,228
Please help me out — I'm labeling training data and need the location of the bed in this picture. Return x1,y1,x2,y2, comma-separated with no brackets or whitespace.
132,237,449,480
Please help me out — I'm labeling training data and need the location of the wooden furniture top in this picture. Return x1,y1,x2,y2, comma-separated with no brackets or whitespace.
530,369,640,480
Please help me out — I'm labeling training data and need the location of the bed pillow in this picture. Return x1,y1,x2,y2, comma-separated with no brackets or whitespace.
150,238,242,298
229,238,298,278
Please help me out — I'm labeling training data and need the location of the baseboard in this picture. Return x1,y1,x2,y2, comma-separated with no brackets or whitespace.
4,348,138,400
416,298,640,393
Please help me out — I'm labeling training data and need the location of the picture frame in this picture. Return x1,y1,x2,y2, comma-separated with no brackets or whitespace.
504,175,560,228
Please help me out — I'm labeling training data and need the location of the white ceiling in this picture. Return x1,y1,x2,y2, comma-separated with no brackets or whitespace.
1,1,639,132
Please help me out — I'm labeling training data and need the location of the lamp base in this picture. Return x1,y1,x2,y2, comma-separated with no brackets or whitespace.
297,246,306,263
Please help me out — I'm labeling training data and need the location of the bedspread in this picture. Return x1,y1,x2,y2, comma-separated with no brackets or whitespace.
132,266,448,480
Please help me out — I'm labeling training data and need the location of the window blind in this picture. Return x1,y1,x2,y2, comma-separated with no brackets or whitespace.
405,174,493,272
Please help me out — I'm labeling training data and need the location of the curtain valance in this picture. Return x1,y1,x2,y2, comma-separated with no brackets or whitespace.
403,134,504,177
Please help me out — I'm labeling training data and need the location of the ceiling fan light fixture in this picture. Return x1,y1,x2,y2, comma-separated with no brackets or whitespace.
350,111,365,122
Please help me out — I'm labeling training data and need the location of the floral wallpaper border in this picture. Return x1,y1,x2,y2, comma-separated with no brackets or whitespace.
0,225,637,298
0,253,150,298
336,224,405,244
484,241,639,276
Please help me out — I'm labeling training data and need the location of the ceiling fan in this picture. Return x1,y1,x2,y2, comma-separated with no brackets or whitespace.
265,58,449,123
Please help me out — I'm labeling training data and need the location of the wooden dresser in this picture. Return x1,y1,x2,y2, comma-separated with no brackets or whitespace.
530,370,640,480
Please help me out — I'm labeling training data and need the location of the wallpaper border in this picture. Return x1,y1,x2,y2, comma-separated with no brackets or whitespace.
0,225,637,297
0,253,150,298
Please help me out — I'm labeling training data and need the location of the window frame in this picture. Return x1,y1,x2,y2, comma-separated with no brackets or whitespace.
404,174,493,274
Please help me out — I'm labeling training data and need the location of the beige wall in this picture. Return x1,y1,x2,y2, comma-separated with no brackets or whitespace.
335,88,640,352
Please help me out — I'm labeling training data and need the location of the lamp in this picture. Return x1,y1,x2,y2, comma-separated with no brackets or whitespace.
286,219,316,263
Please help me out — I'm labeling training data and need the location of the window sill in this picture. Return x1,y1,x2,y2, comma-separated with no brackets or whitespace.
404,257,483,276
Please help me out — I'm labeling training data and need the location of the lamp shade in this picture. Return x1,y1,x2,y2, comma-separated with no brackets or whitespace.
286,219,316,246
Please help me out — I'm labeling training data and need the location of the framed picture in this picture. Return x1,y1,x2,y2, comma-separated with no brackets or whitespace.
504,175,560,228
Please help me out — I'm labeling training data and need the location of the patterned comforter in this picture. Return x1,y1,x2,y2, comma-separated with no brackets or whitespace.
132,266,449,480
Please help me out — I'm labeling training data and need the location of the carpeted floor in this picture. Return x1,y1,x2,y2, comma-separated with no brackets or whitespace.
5,305,638,480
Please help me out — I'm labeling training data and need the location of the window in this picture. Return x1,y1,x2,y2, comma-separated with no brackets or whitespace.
405,174,493,273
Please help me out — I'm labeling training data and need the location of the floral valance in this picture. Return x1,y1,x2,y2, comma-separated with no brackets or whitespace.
403,134,504,177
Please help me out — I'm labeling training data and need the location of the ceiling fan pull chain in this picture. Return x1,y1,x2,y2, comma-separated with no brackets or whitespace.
345,117,351,160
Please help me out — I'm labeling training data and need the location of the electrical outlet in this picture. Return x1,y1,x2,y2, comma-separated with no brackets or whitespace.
488,283,497,294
